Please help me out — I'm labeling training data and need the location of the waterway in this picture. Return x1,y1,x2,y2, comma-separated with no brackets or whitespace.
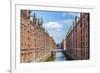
45,49,67,61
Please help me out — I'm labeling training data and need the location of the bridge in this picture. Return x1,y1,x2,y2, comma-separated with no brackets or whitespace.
52,49,66,52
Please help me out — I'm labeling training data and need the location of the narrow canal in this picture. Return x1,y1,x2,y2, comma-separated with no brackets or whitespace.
45,48,67,61
55,51,66,61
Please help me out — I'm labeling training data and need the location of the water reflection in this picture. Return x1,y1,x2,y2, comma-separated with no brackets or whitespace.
45,49,66,61
55,51,66,61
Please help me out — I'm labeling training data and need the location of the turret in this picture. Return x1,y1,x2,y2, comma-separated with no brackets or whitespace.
33,13,37,25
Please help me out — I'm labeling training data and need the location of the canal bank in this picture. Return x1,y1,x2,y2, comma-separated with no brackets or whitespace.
36,52,51,62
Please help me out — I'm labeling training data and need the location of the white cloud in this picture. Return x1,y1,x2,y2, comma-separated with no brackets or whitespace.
48,30,64,44
43,19,74,44
43,21,63,30
43,21,64,44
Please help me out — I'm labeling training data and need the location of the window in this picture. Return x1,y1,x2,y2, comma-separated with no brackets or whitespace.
21,26,23,29
34,33,36,36
28,44,30,47
28,37,29,40
25,53,27,55
34,39,36,41
28,30,29,33
28,52,30,55
21,53,23,56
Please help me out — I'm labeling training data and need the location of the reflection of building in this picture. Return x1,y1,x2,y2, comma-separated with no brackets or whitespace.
61,13,89,60
20,10,56,63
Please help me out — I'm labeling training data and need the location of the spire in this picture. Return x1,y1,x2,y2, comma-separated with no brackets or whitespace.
32,13,44,26
37,18,40,25
28,10,31,19
29,10,32,14
33,13,37,25
33,13,36,18
40,17,43,26
75,16,77,23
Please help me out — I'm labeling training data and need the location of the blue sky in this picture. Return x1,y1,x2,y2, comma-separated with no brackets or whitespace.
30,10,80,44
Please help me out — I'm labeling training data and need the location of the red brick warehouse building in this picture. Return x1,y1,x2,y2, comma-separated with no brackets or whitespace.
20,10,56,63
61,13,90,60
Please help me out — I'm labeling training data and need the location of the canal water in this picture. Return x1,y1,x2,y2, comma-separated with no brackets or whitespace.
55,51,66,61
45,49,67,61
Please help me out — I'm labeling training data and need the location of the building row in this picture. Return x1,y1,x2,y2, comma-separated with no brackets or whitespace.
20,10,56,63
61,13,90,60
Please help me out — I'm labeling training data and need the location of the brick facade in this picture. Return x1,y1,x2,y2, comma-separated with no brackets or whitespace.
20,10,56,63
61,13,89,60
